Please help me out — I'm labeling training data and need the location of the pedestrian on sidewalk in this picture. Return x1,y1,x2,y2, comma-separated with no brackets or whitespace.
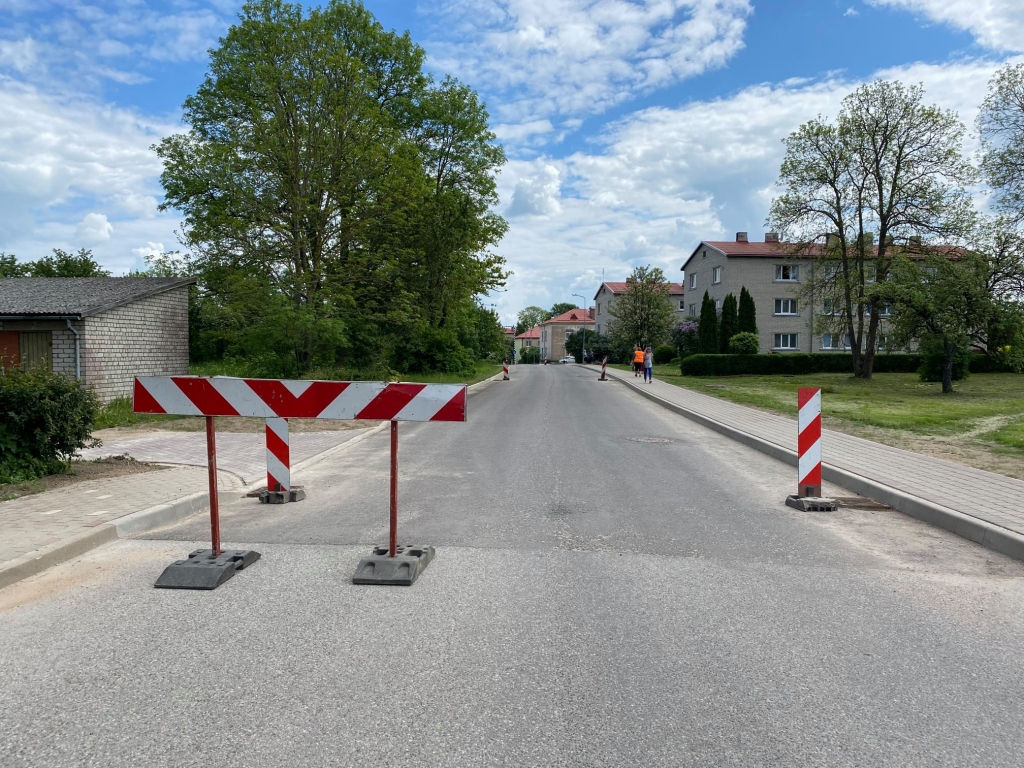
632,346,644,377
643,346,654,383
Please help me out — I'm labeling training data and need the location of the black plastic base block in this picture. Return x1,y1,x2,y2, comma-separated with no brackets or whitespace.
154,549,261,590
259,488,306,504
785,495,838,512
352,545,435,586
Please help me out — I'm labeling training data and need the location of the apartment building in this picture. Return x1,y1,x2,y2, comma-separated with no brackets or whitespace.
592,281,686,335
537,308,595,361
679,232,896,354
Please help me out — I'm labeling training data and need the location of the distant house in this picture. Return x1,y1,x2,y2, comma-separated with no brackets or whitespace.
0,277,195,402
592,281,686,335
537,308,595,361
680,231,904,354
514,325,540,355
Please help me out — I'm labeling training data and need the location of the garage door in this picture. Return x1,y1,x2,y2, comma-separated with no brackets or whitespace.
0,331,18,372
19,332,52,372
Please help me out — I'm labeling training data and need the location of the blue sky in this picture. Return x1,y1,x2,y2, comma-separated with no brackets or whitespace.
0,0,1022,323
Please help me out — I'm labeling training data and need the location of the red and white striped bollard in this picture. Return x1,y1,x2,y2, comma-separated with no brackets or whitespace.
502,359,510,380
598,355,608,381
797,388,822,498
265,416,291,493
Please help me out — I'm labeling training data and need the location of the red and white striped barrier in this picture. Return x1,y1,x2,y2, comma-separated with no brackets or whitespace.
797,387,822,498
502,360,510,380
134,377,467,422
265,417,291,493
599,355,608,381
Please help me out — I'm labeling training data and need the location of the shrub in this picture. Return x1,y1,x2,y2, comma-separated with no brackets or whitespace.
728,332,760,355
917,339,970,383
680,353,922,376
671,320,700,360
390,325,476,374
0,370,99,483
518,346,541,364
968,352,1020,374
654,345,676,365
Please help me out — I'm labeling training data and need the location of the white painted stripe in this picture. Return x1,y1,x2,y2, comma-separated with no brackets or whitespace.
88,510,110,516
265,417,289,443
266,452,290,491
283,380,312,398
96,494,112,500
317,382,387,419
41,509,62,515
394,385,464,421
138,377,203,416
798,438,822,483
209,378,276,417
83,489,99,494
797,391,821,432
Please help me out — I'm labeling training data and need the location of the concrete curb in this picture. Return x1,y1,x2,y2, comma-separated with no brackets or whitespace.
610,371,1024,564
0,524,119,591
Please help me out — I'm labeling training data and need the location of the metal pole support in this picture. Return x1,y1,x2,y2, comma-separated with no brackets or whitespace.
389,420,398,557
206,415,221,556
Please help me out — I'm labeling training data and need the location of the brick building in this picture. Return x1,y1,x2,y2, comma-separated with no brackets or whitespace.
537,308,595,361
0,277,194,402
592,281,686,335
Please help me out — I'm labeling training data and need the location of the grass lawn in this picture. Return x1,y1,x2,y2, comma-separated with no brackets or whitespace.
614,364,1024,480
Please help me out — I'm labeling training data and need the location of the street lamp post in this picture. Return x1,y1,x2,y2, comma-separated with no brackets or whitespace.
572,293,586,364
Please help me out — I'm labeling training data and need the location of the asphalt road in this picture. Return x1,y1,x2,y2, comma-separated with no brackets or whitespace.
2,364,1024,767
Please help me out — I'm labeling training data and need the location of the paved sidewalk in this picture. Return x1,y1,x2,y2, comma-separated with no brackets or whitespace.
80,428,371,484
606,367,1024,555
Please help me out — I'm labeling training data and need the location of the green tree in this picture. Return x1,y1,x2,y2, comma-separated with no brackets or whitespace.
155,0,506,374
0,253,29,278
549,302,576,317
718,293,738,353
978,63,1024,219
698,291,719,354
30,248,109,277
516,306,551,334
738,286,757,335
768,80,976,379
606,265,675,351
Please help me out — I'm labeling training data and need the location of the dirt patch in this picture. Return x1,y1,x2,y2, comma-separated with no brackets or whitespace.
0,456,168,501
95,417,381,437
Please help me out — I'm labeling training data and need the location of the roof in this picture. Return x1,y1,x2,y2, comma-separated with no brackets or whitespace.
540,308,595,325
0,277,196,319
593,281,685,300
516,326,540,339
680,238,959,271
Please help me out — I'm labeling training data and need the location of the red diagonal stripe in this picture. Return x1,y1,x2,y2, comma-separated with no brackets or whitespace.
133,379,165,414
356,383,426,420
174,377,240,416
799,462,821,486
430,389,467,422
798,414,821,456
798,387,820,410
265,424,290,465
245,380,350,418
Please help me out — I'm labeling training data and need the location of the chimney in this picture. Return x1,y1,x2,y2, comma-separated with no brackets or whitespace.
825,233,840,250
736,232,748,243
765,232,779,243
909,235,922,247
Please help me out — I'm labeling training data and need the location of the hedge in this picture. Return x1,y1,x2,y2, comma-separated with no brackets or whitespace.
679,352,1021,377
0,370,99,483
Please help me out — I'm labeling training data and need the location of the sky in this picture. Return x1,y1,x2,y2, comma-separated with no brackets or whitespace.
1,1,1022,324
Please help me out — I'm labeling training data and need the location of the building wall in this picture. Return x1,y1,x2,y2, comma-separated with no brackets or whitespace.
0,319,81,376
594,286,686,336
539,322,594,360
81,286,190,402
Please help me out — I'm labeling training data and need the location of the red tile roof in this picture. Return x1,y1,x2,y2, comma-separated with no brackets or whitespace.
541,308,595,325
594,281,685,299
681,239,960,270
515,326,540,339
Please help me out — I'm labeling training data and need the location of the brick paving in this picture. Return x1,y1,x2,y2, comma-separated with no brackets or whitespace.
79,428,371,484
607,368,1024,537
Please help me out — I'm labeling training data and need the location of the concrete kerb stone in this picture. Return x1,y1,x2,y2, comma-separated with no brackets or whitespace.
0,524,119,591
609,372,1024,564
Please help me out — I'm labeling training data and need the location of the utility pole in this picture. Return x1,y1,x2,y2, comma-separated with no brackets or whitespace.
572,293,586,364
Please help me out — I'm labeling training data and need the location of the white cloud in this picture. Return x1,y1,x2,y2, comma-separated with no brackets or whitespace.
507,164,564,216
75,212,113,242
844,7,859,17
0,38,38,73
427,0,752,124
869,1,1024,52
132,241,165,259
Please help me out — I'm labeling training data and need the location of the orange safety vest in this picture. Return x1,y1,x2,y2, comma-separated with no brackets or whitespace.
633,349,645,364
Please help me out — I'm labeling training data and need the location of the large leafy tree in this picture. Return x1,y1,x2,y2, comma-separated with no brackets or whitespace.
607,265,675,350
156,0,506,373
516,306,550,334
768,80,976,378
979,63,1024,220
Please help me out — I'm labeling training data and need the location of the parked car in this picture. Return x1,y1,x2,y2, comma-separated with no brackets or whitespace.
560,355,575,364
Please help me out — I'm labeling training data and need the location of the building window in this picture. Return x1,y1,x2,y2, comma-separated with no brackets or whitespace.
774,298,798,316
774,264,799,282
821,333,848,350
678,300,685,310
773,333,799,350
689,273,697,289
823,298,837,315
689,304,697,317
715,299,722,311
877,302,892,316
877,334,893,350
865,265,877,283
712,266,722,284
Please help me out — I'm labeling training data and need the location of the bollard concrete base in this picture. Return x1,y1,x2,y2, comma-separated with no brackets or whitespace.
259,486,306,504
154,549,261,590
352,544,435,586
785,495,838,512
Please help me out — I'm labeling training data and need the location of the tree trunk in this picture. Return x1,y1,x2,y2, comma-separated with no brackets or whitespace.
942,340,955,394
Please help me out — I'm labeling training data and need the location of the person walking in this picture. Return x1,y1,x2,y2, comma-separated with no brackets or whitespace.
632,346,644,377
643,346,654,383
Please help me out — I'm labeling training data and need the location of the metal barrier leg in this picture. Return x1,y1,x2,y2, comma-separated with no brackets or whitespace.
390,420,398,557
207,415,221,556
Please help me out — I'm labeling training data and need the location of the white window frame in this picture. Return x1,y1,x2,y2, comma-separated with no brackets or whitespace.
678,300,685,310
715,299,722,311
823,298,837,316
774,264,799,282
821,333,848,351
689,273,697,289
773,333,799,350
774,298,798,316
712,266,722,285
689,304,697,317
